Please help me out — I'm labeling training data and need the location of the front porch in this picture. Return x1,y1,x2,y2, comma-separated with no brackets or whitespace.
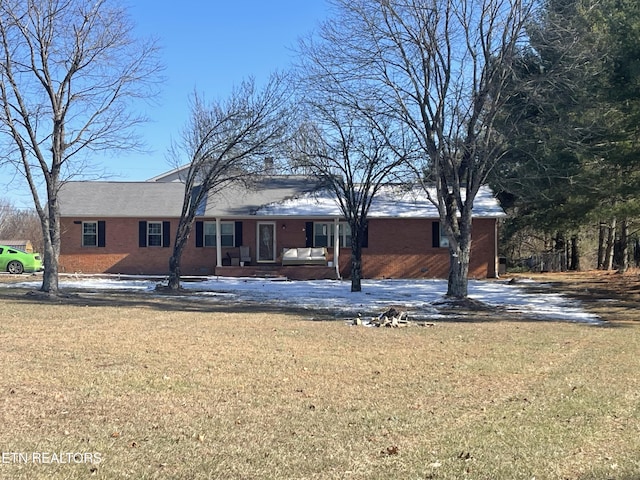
214,264,339,280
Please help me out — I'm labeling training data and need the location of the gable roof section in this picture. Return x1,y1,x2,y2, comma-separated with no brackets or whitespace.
58,182,187,217
146,164,189,183
200,176,321,217
256,185,506,218
58,176,321,218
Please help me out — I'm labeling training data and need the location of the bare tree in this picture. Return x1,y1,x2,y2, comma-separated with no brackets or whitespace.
166,75,291,290
0,200,17,238
291,103,412,292
0,199,42,252
0,0,161,293
298,0,532,298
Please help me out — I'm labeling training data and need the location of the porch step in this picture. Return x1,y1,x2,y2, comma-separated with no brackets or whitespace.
214,265,338,281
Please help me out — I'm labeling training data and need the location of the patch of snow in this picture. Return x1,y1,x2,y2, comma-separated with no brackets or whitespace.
256,185,506,218
2,275,602,324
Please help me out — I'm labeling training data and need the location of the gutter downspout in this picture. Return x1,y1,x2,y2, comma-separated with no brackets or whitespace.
494,218,499,278
216,218,222,267
334,217,341,279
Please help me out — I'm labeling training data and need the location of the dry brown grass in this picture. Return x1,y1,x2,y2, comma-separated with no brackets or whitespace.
511,269,640,325
0,278,639,479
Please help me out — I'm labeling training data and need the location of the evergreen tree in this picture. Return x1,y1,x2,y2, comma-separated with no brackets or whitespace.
493,0,640,270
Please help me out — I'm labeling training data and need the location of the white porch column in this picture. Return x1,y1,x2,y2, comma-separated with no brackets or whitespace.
216,218,222,267
494,219,500,278
334,217,341,279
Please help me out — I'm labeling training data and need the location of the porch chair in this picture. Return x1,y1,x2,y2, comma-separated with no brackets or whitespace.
226,246,252,266
239,246,251,265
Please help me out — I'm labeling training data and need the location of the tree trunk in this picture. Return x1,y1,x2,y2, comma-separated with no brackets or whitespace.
570,234,581,271
446,214,472,299
604,218,617,271
618,219,629,274
167,217,193,290
597,222,606,269
40,189,60,294
554,231,566,271
40,223,59,294
350,242,363,293
167,253,183,290
554,231,565,252
447,246,470,298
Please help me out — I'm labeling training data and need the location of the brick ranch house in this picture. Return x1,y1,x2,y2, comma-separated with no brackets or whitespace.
58,174,506,280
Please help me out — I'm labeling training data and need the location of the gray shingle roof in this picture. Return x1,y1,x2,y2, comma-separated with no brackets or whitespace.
58,182,186,217
200,176,320,217
58,177,320,218
59,177,506,219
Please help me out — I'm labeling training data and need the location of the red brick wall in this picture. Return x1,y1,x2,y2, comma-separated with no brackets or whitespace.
60,217,498,279
332,218,497,279
60,218,178,275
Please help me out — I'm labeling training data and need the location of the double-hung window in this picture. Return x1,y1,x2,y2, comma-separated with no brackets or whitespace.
336,223,352,248
203,222,216,247
313,222,351,248
82,221,98,247
82,220,106,247
313,223,330,247
147,222,163,247
138,221,170,247
203,221,235,247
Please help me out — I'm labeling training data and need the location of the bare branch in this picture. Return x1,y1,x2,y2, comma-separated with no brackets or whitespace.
296,0,533,296
0,0,163,293
166,73,293,290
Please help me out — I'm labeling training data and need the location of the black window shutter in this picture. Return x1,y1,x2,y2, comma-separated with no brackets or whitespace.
235,221,243,247
362,222,369,248
162,221,171,247
305,222,313,247
432,221,440,248
97,221,106,248
139,221,147,247
195,221,203,247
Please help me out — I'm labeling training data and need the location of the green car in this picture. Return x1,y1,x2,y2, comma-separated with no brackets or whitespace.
0,245,43,274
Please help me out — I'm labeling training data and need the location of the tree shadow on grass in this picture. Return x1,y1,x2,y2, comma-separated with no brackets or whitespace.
0,284,616,326
1,286,322,319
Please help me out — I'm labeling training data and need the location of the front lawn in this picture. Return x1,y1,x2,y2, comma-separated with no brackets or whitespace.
0,288,638,479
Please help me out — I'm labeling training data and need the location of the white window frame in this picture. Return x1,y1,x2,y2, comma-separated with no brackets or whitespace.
337,223,352,248
439,227,450,248
313,222,351,248
82,221,98,247
147,221,163,247
204,221,234,247
313,222,330,247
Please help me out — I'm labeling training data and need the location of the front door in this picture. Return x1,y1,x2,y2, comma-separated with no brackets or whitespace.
257,222,276,262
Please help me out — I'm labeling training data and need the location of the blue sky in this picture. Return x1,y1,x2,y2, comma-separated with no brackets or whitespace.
120,0,329,178
5,1,330,208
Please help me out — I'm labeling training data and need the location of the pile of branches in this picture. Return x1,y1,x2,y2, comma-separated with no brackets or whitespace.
352,307,415,327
